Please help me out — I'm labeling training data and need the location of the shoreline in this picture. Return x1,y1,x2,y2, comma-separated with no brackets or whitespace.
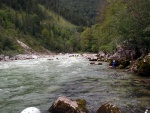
0,52,96,60
0,54,57,62
0,53,88,62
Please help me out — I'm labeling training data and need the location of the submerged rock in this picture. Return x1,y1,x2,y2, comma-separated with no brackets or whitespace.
96,103,122,113
48,96,88,113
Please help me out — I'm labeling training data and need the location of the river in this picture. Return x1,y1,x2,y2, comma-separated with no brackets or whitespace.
0,54,149,113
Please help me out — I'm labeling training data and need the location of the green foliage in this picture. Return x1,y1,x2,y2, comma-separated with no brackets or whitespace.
0,30,24,55
0,0,81,55
99,44,113,52
39,0,101,26
107,0,150,53
80,0,150,53
1,0,149,55
76,99,88,113
80,28,92,52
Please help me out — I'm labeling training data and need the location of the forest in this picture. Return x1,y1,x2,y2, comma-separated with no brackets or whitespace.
0,0,150,56
80,0,150,55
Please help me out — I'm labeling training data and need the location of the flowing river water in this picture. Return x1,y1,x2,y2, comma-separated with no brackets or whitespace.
0,54,150,113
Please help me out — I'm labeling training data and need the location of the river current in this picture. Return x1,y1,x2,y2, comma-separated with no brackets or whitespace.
0,54,149,113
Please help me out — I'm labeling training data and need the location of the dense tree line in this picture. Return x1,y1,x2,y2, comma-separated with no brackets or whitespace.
80,0,150,55
37,0,101,26
0,0,82,55
0,0,149,55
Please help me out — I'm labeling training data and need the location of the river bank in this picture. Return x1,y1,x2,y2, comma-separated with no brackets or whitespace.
0,53,56,62
0,53,96,62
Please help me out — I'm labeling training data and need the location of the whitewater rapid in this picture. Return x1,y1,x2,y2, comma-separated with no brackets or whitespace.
0,54,149,113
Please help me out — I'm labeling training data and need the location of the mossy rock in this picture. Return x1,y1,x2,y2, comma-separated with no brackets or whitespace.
120,60,130,68
138,62,150,76
49,96,88,113
76,99,88,113
118,64,124,69
137,56,150,76
96,103,122,113
109,59,113,66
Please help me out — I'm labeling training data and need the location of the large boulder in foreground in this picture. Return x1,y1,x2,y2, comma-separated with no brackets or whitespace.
96,103,122,113
48,96,88,113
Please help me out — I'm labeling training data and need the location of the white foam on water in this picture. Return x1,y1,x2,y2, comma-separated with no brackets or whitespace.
0,55,148,113
57,55,84,67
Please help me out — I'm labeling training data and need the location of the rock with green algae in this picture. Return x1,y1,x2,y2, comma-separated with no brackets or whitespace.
48,96,88,113
96,103,122,113
76,99,88,112
120,60,130,68
137,55,150,76
134,55,150,76
130,55,150,76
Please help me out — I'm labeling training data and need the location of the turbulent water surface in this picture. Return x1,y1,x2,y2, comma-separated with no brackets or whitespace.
0,55,149,113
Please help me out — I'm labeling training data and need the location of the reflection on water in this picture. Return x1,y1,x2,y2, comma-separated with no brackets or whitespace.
0,55,149,113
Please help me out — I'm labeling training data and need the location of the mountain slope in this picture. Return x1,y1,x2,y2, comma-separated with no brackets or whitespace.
0,0,79,55
38,0,103,26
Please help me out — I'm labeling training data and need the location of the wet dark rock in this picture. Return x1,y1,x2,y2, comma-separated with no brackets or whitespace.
48,96,88,113
137,56,150,76
130,55,150,76
118,60,130,69
96,103,122,113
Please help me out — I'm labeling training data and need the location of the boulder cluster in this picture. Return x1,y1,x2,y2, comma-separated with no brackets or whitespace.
45,96,122,113
85,46,150,77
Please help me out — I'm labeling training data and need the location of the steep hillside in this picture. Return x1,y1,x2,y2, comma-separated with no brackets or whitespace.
79,0,150,54
57,0,100,26
0,0,80,55
38,0,104,26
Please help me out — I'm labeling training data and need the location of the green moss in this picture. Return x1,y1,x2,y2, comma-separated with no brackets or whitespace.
120,60,130,68
138,62,150,76
137,56,150,76
76,99,88,113
118,64,124,69
96,103,122,113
